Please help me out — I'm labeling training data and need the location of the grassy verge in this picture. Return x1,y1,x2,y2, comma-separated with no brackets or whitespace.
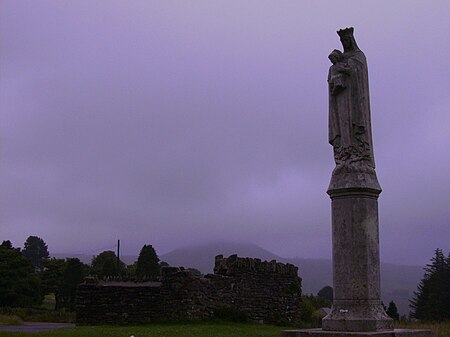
0,308,74,323
396,321,450,337
0,315,22,326
0,321,293,337
0,320,447,337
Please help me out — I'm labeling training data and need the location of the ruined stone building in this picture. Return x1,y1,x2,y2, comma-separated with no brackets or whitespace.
76,255,302,325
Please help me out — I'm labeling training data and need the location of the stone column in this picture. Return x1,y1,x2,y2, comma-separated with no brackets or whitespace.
282,176,435,336
281,27,435,337
321,172,393,332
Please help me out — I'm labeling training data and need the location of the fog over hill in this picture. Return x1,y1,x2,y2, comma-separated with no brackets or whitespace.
160,241,280,269
159,242,424,316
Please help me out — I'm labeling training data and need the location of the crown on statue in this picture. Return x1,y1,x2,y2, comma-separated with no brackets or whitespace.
337,27,354,38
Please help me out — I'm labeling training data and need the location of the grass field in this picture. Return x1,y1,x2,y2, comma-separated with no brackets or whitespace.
0,321,289,337
0,308,74,324
396,321,450,337
0,316,22,326
0,321,448,337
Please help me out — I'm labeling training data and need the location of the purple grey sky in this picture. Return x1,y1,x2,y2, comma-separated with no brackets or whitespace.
1,1,449,265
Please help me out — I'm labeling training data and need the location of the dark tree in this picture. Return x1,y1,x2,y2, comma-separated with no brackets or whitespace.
22,236,49,270
386,301,400,321
317,286,333,304
136,245,160,280
91,251,125,278
410,248,450,321
0,242,42,307
40,258,66,310
40,258,88,311
125,262,137,278
61,258,87,311
1,240,13,249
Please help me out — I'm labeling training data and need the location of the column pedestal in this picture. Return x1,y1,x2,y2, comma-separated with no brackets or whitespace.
281,172,434,336
322,172,393,332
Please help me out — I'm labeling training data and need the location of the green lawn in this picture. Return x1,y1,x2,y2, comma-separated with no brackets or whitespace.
0,322,292,337
0,321,448,337
396,321,450,337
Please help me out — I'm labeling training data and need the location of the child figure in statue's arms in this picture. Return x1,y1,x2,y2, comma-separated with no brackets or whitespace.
328,49,350,96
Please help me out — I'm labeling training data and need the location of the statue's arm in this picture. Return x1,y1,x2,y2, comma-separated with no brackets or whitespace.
336,63,351,75
327,69,334,92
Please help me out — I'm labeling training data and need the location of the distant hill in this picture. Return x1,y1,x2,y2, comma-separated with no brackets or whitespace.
284,257,333,295
160,242,424,316
160,245,329,294
160,241,281,271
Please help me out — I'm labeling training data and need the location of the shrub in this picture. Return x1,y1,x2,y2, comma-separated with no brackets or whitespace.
0,307,75,323
0,314,23,325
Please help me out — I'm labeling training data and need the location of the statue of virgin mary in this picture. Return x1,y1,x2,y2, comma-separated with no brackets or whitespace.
328,27,375,174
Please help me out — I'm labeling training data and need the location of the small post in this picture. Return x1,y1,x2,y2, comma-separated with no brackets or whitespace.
117,239,120,274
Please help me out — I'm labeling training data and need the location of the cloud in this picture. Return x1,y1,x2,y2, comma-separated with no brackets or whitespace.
1,1,449,264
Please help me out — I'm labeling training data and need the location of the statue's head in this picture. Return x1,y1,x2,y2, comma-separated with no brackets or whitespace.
328,49,343,64
337,27,358,52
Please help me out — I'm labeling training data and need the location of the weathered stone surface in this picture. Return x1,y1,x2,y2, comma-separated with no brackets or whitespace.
328,172,381,193
318,27,433,336
324,27,394,332
76,255,302,325
281,328,435,337
323,184,393,332
323,182,393,332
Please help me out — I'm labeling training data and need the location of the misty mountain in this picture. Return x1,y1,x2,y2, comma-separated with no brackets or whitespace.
160,241,281,270
160,242,424,315
161,245,334,296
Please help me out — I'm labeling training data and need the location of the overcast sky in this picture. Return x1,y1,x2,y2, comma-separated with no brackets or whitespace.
1,1,449,265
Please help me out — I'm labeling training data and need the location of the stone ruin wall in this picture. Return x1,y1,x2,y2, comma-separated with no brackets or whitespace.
76,255,302,325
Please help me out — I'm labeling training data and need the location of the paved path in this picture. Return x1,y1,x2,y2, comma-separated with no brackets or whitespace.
0,322,75,333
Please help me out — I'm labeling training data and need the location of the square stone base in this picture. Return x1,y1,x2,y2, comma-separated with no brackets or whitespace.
281,328,435,337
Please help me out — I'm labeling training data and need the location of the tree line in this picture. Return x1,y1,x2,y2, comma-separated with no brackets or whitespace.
0,236,162,311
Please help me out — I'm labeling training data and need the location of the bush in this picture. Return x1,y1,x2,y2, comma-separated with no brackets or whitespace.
300,295,328,328
300,296,315,323
0,307,75,323
0,314,23,325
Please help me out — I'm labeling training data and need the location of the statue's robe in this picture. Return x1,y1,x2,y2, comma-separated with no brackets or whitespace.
328,48,375,170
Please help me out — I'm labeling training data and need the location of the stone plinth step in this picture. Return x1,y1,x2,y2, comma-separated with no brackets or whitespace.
281,328,434,337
